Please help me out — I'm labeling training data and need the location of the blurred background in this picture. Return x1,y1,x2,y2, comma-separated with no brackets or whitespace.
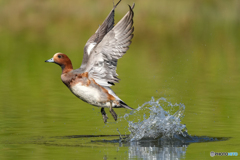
0,0,240,159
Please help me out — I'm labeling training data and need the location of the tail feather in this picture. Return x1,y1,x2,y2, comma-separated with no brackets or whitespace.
103,87,133,110
119,101,133,110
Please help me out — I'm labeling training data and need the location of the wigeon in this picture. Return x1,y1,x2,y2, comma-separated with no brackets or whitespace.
45,0,134,123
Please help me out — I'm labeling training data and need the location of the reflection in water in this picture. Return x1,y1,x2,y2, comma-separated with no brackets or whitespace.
19,134,228,160
121,97,229,160
124,97,187,141
126,134,229,160
128,141,187,160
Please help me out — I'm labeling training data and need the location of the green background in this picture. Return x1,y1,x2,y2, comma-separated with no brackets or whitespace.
0,0,240,159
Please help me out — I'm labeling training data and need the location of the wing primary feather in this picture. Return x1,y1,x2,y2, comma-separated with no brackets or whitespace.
83,2,134,87
80,1,123,70
131,3,135,9
113,0,122,9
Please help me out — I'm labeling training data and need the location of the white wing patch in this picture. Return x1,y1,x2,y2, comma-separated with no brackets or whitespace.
87,42,97,55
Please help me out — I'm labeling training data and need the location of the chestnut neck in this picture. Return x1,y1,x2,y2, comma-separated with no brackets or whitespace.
60,61,73,74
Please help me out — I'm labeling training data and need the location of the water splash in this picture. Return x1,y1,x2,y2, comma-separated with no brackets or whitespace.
124,97,187,141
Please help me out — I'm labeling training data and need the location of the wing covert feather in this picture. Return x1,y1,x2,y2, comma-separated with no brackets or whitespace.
79,0,122,71
84,4,135,87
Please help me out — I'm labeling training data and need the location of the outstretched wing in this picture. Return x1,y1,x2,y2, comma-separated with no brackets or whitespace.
84,4,135,87
79,0,122,71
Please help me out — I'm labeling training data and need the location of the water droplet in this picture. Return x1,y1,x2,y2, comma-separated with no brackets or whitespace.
124,97,187,141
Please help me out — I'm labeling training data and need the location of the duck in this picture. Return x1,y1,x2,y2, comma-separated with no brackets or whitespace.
45,0,134,123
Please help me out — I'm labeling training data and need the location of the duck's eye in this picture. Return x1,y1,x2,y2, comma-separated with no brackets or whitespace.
58,55,62,58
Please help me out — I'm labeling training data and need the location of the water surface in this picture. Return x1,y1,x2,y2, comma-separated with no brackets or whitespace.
1,0,240,159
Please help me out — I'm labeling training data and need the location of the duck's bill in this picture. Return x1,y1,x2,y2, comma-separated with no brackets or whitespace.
45,58,54,63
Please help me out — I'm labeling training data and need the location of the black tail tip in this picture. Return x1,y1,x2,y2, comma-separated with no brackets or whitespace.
120,101,133,110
